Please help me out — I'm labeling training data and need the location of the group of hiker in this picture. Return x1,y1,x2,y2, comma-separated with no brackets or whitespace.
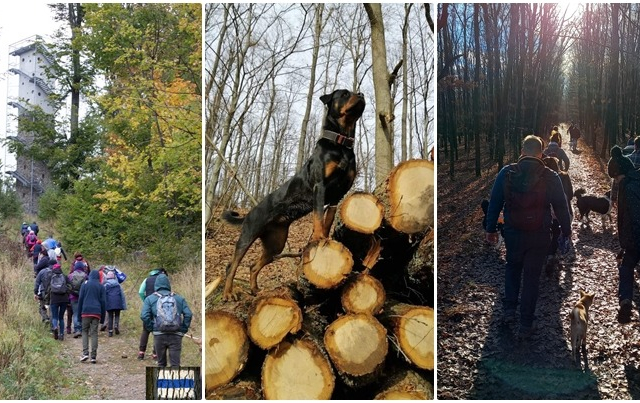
26,226,193,367
484,123,640,338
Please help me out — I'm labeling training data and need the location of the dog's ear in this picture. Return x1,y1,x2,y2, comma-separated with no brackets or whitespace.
320,93,333,105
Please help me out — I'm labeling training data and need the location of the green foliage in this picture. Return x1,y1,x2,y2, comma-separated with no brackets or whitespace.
36,187,63,221
0,181,23,220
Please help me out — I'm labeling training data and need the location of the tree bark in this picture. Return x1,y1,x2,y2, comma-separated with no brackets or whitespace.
364,3,394,183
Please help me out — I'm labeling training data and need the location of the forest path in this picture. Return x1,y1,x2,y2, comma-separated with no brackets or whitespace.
56,323,147,399
437,129,640,399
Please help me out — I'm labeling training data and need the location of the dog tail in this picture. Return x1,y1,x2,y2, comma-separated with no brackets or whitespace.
222,210,245,225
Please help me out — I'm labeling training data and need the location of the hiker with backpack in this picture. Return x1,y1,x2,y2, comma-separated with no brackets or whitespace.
30,221,39,236
49,263,70,341
34,251,53,323
76,270,106,364
607,146,640,323
137,268,167,360
68,261,88,338
25,231,37,258
485,135,572,339
140,273,192,367
543,132,570,171
32,240,44,266
104,270,127,337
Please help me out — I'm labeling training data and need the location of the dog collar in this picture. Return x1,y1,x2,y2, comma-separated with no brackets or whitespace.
321,130,354,149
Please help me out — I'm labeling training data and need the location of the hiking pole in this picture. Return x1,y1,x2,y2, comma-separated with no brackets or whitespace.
184,333,202,349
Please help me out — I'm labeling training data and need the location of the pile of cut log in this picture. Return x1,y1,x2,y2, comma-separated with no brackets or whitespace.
206,159,434,399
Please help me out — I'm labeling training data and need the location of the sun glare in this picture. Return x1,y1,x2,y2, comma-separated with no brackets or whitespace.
556,2,583,24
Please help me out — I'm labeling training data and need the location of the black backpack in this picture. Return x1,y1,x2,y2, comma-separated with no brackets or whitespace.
504,163,547,231
50,272,68,295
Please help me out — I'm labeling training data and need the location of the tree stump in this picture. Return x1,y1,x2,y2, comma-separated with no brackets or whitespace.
302,239,353,289
247,288,303,349
382,302,434,370
341,273,386,315
324,313,388,388
382,159,434,234
374,369,434,400
205,311,250,391
261,338,335,400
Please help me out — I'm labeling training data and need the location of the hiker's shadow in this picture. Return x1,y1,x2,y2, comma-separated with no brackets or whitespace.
465,240,600,399
625,365,640,399
571,149,583,155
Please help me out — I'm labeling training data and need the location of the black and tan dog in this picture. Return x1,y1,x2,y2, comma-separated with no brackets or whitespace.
221,89,365,301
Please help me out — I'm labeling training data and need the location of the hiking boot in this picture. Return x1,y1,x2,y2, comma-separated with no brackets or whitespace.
618,299,633,324
108,331,113,337
91,358,97,364
73,332,81,338
114,327,120,335
100,324,107,331
59,331,64,341
53,328,58,340
80,355,89,362
137,352,145,360
66,327,72,335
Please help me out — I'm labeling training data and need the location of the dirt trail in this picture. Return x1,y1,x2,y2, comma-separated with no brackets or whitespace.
57,325,147,399
437,130,640,399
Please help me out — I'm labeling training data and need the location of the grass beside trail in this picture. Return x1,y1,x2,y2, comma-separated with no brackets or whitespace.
0,220,202,399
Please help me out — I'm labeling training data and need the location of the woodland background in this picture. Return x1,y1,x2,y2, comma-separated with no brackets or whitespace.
204,3,434,224
438,3,640,177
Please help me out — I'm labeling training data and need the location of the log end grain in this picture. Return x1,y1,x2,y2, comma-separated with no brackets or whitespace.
341,274,386,315
262,338,335,400
339,192,385,234
324,313,388,377
302,239,353,289
387,159,434,234
205,311,250,391
248,296,302,349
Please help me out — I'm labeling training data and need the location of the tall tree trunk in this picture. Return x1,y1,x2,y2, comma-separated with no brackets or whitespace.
297,4,324,171
364,3,394,184
473,4,481,177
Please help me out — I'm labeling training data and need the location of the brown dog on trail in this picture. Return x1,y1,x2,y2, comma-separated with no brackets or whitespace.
221,89,365,301
570,290,595,367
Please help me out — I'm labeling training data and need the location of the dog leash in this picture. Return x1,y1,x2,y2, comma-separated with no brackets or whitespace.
321,130,355,149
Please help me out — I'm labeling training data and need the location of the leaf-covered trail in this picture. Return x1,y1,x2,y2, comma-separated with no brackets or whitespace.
437,131,640,399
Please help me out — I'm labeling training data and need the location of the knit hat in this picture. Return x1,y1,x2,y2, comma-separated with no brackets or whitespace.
53,263,61,270
608,145,635,178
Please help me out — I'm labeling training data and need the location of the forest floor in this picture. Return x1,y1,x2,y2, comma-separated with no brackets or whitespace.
204,211,311,307
436,131,640,399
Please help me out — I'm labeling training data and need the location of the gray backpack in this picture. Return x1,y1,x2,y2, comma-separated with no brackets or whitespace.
154,292,181,332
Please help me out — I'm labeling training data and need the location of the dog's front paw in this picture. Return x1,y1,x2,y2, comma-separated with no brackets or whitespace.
222,289,239,302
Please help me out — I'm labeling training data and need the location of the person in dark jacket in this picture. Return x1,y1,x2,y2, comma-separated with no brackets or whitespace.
485,135,572,338
137,268,167,360
608,146,640,323
104,270,127,337
543,133,570,171
34,249,52,277
32,240,44,266
543,156,575,272
33,255,53,323
48,263,70,341
140,274,192,367
68,261,88,338
76,270,106,364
